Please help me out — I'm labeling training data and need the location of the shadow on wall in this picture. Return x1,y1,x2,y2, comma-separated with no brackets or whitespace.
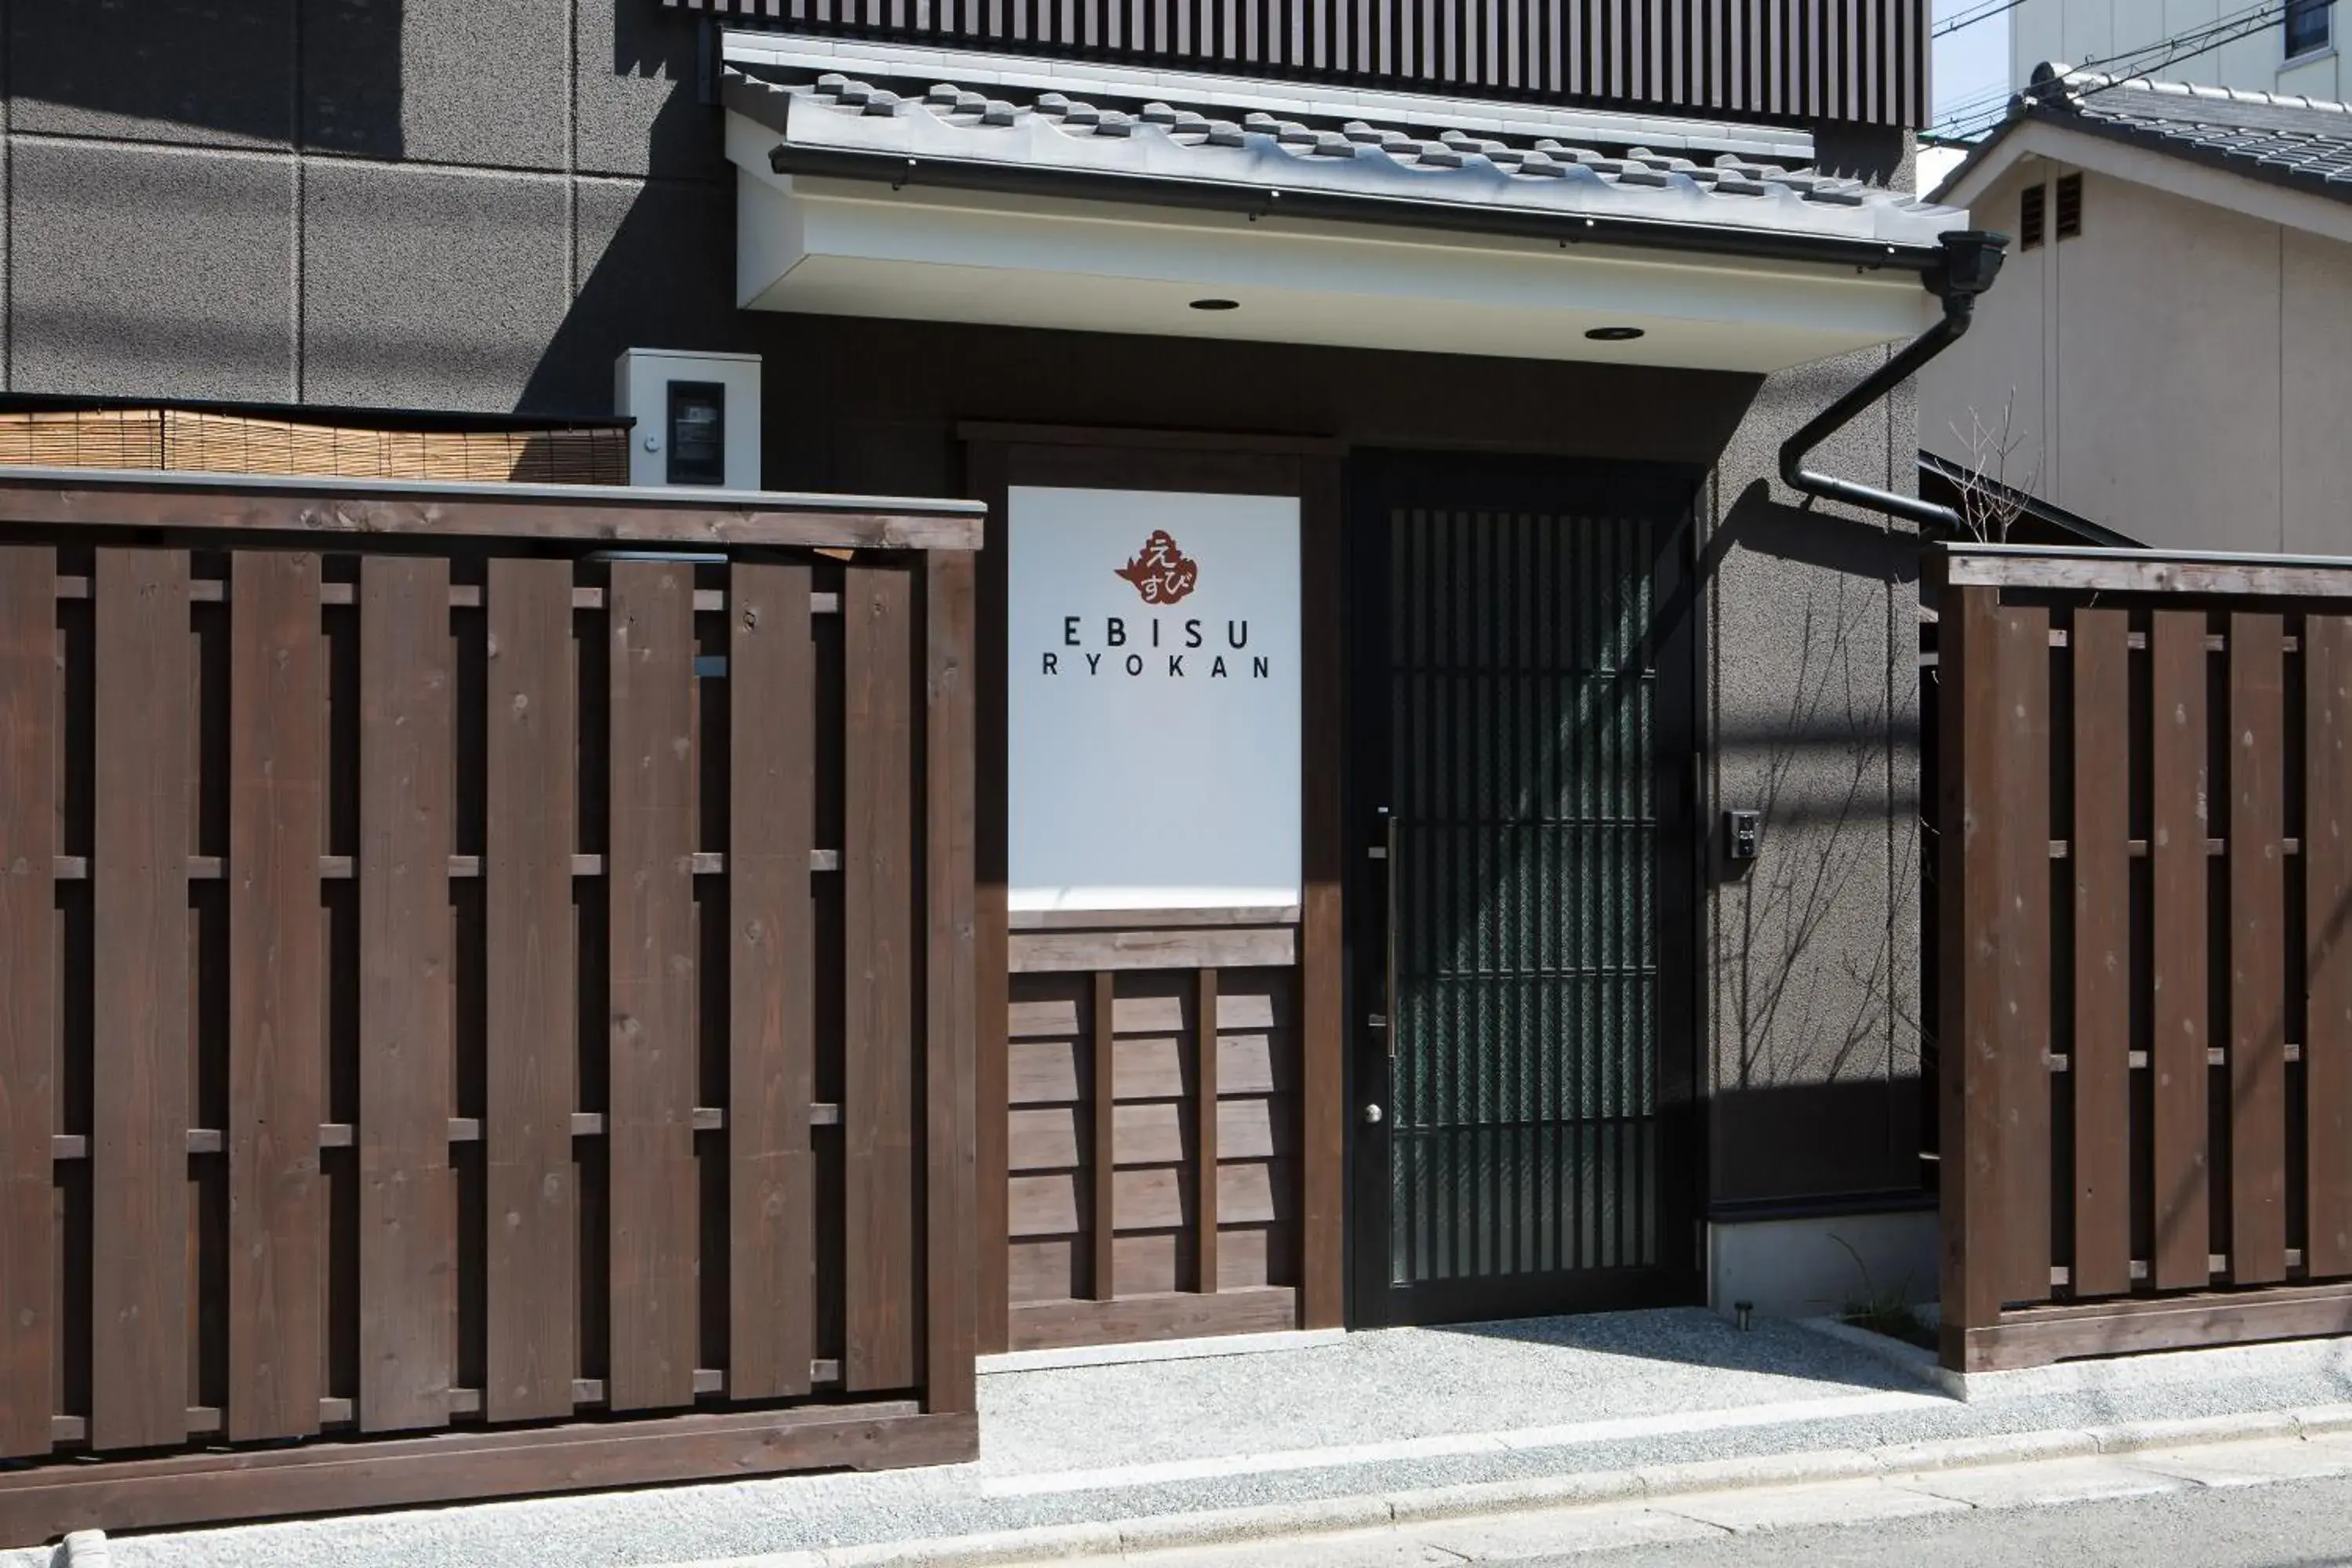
521,4,740,416
1713,1077,1924,1203
7,1,405,154
1682,483,1927,1203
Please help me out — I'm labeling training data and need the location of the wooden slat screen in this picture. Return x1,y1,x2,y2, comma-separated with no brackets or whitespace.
684,0,1929,129
1934,550,2352,1374
1004,965,1302,1338
0,539,955,1462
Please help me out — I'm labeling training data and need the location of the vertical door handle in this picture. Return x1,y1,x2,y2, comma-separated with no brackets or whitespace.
1381,808,1399,1060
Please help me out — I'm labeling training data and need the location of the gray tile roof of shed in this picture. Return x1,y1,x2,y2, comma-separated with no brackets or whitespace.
725,63,1964,252
2018,62,2352,201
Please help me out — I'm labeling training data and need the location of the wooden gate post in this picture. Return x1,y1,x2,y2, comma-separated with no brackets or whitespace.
1936,579,2053,1370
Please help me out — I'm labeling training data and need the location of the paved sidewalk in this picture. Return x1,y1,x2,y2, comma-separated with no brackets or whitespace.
14,1310,2352,1568
1114,1426,2352,1565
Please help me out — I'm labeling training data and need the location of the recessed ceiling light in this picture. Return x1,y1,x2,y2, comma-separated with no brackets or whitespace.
1189,298,1241,311
1585,325,1645,341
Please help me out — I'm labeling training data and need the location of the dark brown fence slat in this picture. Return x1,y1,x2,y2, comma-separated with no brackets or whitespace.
727,561,815,1401
923,548,979,1417
358,554,457,1432
1941,586,2018,1344
2230,612,2288,1284
2071,608,2132,1298
0,546,55,1458
2309,615,2352,1277
1196,967,1221,1293
1092,970,1116,1302
2150,609,2212,1292
226,551,326,1442
1993,605,2053,1307
844,563,916,1392
606,562,699,1412
484,559,579,1422
90,548,192,1452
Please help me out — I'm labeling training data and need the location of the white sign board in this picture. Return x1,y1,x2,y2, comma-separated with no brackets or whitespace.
1007,485,1301,912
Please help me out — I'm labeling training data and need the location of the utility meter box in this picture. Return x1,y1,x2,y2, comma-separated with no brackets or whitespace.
613,349,761,490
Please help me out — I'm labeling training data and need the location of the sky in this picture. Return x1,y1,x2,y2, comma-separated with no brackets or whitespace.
1919,0,2016,191
1933,0,2017,134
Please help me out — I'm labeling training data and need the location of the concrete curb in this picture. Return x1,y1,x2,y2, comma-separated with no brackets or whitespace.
670,1405,2352,1568
52,1535,109,1568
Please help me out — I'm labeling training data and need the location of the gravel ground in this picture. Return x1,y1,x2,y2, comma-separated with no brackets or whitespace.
16,1311,2352,1568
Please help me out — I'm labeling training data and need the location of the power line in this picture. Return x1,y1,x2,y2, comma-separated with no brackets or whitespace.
1929,0,2298,142
1933,0,2028,40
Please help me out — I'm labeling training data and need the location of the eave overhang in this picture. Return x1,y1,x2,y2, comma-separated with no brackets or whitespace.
723,49,1969,374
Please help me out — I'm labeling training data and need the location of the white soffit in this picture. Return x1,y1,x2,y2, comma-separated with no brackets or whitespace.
729,114,1941,375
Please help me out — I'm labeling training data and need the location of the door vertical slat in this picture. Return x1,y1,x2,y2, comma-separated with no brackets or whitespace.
226,550,326,1441
484,558,579,1422
727,561,815,1401
2071,608,2132,1298
2229,612,2287,1284
1196,967,1221,1291
90,548,192,1451
2150,610,2212,1291
1092,970,1116,1301
844,563,916,1392
0,546,54,1458
358,554,456,1433
2310,616,2352,1277
606,562,698,1412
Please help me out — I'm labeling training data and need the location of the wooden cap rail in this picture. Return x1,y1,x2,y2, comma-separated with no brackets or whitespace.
0,463,984,550
0,484,980,1540
1933,546,2352,1374
1936,541,2352,597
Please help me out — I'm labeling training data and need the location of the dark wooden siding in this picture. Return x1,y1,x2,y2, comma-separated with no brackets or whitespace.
681,0,1929,129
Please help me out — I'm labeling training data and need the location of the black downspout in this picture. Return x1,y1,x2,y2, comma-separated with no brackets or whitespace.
1778,229,2011,532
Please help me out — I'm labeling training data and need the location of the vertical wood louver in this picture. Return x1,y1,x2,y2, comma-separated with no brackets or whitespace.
676,0,1931,130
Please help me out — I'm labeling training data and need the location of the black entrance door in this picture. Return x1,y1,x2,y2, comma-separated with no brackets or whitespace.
1346,453,1701,1327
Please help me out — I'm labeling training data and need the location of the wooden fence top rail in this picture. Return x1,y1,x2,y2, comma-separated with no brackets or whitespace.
1933,543,2352,598
0,465,986,551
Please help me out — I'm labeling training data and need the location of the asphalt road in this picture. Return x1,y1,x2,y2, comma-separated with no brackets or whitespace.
1548,1474,2352,1566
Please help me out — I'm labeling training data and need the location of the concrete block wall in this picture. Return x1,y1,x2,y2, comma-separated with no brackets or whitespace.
0,0,733,414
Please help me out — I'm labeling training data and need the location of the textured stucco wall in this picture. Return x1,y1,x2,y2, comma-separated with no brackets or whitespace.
1700,341,1925,1208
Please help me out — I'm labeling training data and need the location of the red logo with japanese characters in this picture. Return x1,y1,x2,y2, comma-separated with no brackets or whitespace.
1114,530,1200,605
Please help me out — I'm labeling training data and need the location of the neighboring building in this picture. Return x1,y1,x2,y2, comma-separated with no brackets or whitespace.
2011,0,2343,103
0,0,1973,1390
1921,65,2352,552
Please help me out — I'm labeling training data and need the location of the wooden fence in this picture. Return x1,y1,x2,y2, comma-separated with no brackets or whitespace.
1933,544,2352,1373
0,468,982,1542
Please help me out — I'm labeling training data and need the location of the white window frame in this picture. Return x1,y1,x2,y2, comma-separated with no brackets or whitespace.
2285,0,2333,62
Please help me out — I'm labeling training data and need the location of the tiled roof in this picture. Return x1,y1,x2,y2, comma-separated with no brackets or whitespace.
2020,62,2352,201
725,63,1964,254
